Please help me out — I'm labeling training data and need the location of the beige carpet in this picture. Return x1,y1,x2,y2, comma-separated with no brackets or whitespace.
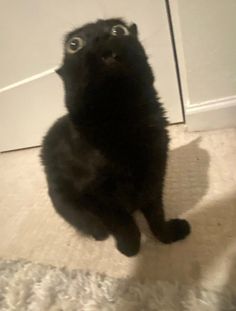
0,124,236,310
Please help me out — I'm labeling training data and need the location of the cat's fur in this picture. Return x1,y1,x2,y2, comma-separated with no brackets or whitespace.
41,18,190,256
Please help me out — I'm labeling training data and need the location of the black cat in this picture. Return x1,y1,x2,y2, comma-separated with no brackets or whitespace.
41,18,190,257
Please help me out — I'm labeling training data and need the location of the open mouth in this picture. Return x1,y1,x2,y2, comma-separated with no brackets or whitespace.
102,51,120,66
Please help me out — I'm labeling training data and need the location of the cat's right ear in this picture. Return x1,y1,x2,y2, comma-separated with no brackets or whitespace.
130,23,138,36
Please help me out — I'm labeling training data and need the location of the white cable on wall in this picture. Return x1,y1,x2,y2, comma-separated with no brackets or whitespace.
0,67,59,94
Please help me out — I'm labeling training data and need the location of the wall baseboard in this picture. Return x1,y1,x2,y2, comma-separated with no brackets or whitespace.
185,96,236,131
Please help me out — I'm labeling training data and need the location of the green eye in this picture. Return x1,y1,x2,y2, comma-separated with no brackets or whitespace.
111,25,130,36
66,37,85,54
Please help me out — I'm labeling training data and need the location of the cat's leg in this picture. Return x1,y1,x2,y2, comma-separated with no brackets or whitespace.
141,143,191,243
142,203,190,243
141,183,191,243
49,187,141,256
101,207,141,257
80,194,141,257
49,188,109,241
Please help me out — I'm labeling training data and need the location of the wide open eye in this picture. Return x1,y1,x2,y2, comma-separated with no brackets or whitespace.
66,37,85,54
111,24,130,37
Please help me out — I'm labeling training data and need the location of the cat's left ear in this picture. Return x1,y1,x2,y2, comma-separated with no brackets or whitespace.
55,66,64,78
129,23,138,36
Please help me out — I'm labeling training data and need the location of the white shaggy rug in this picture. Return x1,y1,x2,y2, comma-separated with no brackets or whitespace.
1,259,236,311
0,124,236,310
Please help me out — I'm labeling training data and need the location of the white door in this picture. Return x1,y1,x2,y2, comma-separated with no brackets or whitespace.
0,0,183,152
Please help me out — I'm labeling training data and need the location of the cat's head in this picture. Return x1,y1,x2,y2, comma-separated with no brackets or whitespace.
56,19,154,121
57,19,153,88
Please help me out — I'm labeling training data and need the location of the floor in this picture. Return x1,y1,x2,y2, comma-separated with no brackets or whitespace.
0,124,236,298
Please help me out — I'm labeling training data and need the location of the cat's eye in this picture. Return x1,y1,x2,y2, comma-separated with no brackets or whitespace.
66,37,85,54
111,25,130,37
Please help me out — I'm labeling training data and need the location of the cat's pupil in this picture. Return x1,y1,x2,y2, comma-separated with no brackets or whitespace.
70,40,79,50
113,26,125,36
111,25,129,37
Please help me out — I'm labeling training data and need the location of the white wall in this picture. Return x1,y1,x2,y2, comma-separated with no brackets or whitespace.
170,0,236,130
0,0,183,151
0,0,183,123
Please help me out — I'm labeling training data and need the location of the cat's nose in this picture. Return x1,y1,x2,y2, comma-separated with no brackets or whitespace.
102,50,119,65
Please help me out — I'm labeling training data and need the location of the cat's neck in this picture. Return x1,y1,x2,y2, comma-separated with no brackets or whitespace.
67,77,161,160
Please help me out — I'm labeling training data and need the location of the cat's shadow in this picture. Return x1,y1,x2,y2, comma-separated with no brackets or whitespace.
116,136,236,310
134,137,209,237
165,137,209,217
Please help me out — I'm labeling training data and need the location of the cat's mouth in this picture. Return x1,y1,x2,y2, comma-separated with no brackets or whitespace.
101,51,121,66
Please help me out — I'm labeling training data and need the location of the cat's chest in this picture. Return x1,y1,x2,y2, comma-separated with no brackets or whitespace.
56,140,106,190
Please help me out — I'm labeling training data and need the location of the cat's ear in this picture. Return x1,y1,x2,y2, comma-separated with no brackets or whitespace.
130,23,138,36
55,66,64,78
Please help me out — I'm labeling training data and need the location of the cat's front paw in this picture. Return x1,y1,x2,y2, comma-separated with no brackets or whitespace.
91,227,109,241
117,238,140,257
159,219,191,244
168,218,191,242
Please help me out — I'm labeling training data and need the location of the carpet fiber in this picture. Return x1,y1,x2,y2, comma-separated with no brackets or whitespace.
0,124,236,310
1,259,236,311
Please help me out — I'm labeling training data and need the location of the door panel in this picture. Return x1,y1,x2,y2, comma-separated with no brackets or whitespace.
0,74,65,151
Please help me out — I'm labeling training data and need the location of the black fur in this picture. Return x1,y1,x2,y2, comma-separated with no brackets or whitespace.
41,19,190,257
